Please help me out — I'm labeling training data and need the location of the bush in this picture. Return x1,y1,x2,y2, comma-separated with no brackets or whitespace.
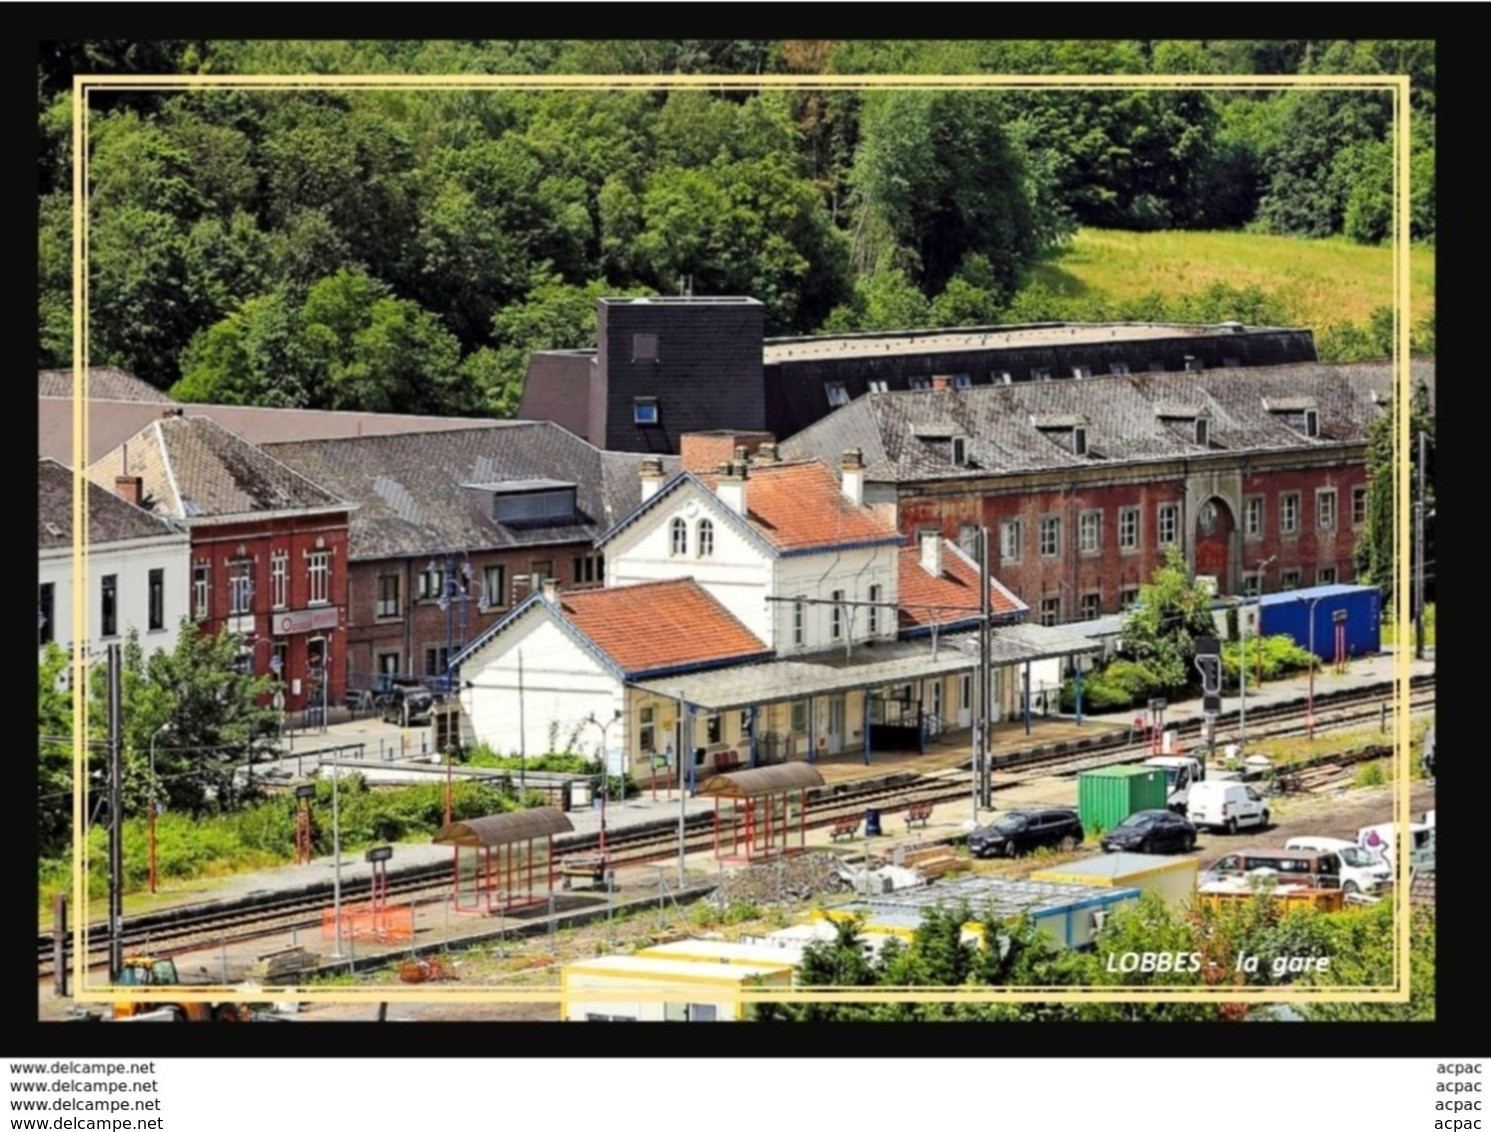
1059,658,1164,713
1222,635,1317,683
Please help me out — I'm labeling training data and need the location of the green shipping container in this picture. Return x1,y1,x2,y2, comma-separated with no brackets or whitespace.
1078,765,1169,836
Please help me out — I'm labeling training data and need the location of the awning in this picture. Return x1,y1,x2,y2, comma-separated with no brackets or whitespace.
950,621,1108,666
697,764,826,799
432,807,574,848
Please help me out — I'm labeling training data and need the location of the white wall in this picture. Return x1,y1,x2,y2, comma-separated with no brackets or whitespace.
604,482,774,643
38,535,190,663
773,544,899,656
457,606,625,760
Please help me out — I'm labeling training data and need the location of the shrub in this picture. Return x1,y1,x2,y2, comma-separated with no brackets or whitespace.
1222,635,1317,683
1355,761,1387,788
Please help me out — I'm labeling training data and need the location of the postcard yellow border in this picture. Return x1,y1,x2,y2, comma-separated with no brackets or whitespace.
69,68,1415,1007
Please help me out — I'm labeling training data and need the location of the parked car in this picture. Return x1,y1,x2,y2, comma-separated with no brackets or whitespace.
1200,847,1342,891
1184,779,1269,834
967,808,1084,858
380,684,435,727
1284,836,1393,895
1100,809,1198,855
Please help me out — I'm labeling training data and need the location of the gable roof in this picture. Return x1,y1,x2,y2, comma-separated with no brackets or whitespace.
38,457,182,549
263,424,677,559
85,416,350,524
779,361,1413,483
456,578,770,679
897,539,1026,633
38,366,175,403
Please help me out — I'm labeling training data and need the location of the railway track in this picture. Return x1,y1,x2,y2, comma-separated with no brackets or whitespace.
40,675,1432,976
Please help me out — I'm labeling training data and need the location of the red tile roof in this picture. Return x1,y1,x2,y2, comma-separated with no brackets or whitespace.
560,579,769,676
897,541,1024,631
694,461,899,552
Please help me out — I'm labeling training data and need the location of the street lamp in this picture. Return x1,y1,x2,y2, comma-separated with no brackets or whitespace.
1302,593,1326,739
585,710,623,854
146,722,171,894
1237,557,1275,746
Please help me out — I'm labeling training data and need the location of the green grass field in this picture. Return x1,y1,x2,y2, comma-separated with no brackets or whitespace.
1030,229,1435,330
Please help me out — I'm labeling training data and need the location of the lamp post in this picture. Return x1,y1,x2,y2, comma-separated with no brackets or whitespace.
1238,556,1276,746
1302,594,1325,739
1254,556,1275,690
586,710,623,854
146,722,170,894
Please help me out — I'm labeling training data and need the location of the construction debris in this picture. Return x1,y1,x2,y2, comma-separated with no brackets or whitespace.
709,852,849,907
245,947,320,984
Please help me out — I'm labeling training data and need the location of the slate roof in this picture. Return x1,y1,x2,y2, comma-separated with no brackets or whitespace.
263,424,680,560
85,416,349,523
38,457,182,549
779,362,1406,483
38,366,175,403
897,540,1026,632
690,460,902,552
559,578,771,677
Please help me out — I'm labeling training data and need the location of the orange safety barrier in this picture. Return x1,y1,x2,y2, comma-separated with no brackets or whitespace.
321,901,415,944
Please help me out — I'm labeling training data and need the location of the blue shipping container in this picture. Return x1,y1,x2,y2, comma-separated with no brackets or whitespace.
1257,584,1381,660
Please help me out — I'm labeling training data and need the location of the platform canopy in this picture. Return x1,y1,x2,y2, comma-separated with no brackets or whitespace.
697,763,825,799
432,807,573,848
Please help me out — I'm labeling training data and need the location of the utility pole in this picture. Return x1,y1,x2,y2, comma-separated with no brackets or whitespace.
107,643,123,983
1415,429,1426,660
677,693,689,887
978,524,992,811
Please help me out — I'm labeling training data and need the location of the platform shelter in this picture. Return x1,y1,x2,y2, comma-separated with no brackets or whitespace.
432,808,573,915
698,763,825,863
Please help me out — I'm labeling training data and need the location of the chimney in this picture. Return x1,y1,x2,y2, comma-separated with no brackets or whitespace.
114,476,143,507
931,375,950,391
640,456,665,501
753,442,780,465
716,460,748,516
840,448,865,507
541,578,559,604
920,530,944,579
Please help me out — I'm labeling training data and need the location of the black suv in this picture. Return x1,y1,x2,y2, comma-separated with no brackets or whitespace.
380,684,435,727
967,808,1084,858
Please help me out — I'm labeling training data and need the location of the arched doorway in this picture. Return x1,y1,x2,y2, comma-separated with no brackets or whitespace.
1193,497,1235,595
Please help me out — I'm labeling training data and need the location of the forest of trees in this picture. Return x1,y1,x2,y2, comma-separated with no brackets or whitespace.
38,39,1435,417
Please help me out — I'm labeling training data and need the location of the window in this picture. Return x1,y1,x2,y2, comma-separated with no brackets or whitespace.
830,590,845,640
148,568,165,631
474,565,501,609
1118,585,1140,610
1195,418,1209,446
1079,510,1102,555
792,599,805,647
696,519,714,558
573,554,603,585
1242,572,1261,598
951,437,968,466
670,517,688,556
1352,485,1368,527
1073,427,1088,456
494,487,576,525
960,673,972,711
1244,496,1264,541
1280,492,1300,535
1316,488,1337,532
1280,569,1302,591
1000,519,1023,562
632,333,658,362
1071,365,1092,379
1109,362,1131,376
375,574,401,619
909,377,932,391
868,584,881,635
1304,409,1319,438
100,574,118,637
417,565,444,602
639,706,656,754
39,582,54,645
705,714,723,745
1081,592,1102,620
958,523,980,556
996,371,1013,384
951,374,972,389
1317,566,1338,586
791,700,808,733
825,382,850,407
376,652,400,683
270,552,288,609
530,560,553,585
1031,368,1051,381
228,561,253,615
192,564,209,621
633,397,659,425
308,551,330,605
1039,596,1060,627
424,645,449,677
1119,507,1140,552
1039,516,1061,558
868,380,889,393
1158,503,1180,547
684,1004,718,1022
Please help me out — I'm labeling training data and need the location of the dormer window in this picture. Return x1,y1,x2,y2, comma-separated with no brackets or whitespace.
909,377,932,391
952,437,968,466
1073,427,1088,456
951,374,972,389
1109,362,1131,376
825,382,850,408
996,371,1012,384
1263,397,1321,439
489,481,579,527
1031,368,1051,381
1031,414,1091,458
634,397,659,425
1072,366,1093,379
1304,409,1319,438
868,380,889,393
1195,418,1209,446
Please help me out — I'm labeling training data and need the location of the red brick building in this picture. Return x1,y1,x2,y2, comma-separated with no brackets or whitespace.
87,413,353,716
782,361,1425,620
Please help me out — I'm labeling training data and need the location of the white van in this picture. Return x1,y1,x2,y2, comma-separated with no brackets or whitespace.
1284,836,1393,895
1357,821,1435,873
1184,780,1270,834
1141,755,1206,813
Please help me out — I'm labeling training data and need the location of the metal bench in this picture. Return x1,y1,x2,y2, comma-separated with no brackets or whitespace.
904,801,934,830
829,814,860,842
